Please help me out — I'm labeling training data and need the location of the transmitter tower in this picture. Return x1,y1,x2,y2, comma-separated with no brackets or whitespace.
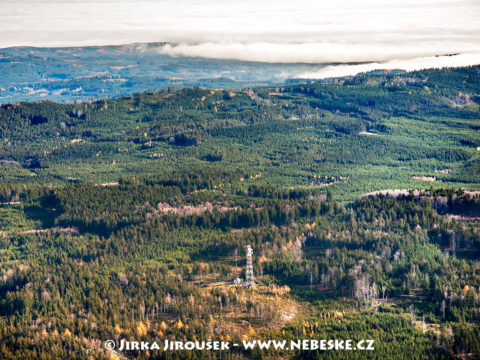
245,245,255,287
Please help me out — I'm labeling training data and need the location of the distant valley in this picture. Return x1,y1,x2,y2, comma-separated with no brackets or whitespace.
0,43,350,103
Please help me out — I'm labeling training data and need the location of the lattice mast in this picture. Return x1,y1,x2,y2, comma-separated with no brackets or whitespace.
245,245,255,287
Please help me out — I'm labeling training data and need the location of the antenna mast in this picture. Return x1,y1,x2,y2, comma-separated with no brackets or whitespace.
245,245,255,287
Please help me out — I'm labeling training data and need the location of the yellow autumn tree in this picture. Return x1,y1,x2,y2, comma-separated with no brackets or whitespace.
136,322,147,337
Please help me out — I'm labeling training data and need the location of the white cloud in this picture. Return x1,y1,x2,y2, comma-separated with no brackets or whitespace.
298,53,480,79
1,0,479,74
154,41,477,64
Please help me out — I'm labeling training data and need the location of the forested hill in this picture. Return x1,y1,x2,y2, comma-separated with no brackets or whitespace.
1,172,480,359
0,65,480,360
1,65,480,200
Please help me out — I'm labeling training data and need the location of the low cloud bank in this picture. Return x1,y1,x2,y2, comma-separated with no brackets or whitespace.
1,0,479,76
154,42,479,65
297,53,480,79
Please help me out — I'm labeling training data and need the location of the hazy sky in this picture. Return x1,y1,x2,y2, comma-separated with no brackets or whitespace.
1,0,479,76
